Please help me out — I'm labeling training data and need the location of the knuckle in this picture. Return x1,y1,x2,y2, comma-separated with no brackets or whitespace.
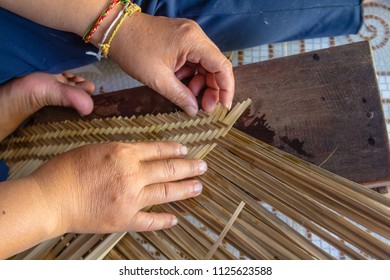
174,19,203,45
177,19,200,33
162,183,170,199
170,89,188,106
221,58,233,71
145,219,155,231
153,143,164,159
164,159,177,177
108,142,127,157
191,161,198,175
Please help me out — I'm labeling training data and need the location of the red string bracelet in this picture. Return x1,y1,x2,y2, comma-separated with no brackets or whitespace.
83,0,122,43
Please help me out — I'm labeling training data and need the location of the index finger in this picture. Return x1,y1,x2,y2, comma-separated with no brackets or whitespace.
189,42,235,110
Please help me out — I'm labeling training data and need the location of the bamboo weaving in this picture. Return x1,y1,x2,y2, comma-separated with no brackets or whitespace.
1,99,389,260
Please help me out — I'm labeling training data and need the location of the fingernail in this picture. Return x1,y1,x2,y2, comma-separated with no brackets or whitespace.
184,105,198,117
171,217,179,227
180,145,188,156
228,101,232,110
193,182,203,194
198,160,208,174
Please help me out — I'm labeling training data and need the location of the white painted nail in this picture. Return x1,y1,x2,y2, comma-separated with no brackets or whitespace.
180,145,188,156
198,160,208,174
193,182,203,194
171,217,179,227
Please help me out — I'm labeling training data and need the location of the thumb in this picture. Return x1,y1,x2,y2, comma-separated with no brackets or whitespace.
150,67,199,116
45,83,94,116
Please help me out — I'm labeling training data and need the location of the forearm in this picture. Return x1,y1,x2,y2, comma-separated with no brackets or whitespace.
0,0,117,41
0,177,62,259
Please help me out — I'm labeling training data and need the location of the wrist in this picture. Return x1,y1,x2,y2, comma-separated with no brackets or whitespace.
27,175,68,239
87,2,125,47
0,176,67,258
89,3,144,59
107,11,145,61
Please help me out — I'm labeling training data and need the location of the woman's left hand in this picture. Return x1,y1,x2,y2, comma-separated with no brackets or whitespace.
108,13,235,116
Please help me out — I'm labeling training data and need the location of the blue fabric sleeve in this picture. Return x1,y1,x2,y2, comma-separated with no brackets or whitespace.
137,0,363,52
0,160,9,182
0,9,98,84
0,0,363,84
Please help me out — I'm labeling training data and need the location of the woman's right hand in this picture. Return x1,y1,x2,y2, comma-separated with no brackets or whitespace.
30,141,206,236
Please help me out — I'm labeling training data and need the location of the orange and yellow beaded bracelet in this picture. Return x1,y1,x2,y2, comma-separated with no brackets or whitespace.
85,1,141,60
99,2,141,58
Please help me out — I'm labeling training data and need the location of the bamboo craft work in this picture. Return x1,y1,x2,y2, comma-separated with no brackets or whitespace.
1,100,389,260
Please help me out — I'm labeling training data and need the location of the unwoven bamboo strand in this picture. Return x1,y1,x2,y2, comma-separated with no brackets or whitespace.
157,203,237,260
205,201,246,260
198,172,332,259
157,192,314,260
224,130,390,233
202,169,364,259
218,130,389,256
113,234,155,260
207,149,389,259
184,186,321,260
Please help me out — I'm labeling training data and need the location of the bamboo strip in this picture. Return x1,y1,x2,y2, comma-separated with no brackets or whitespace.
201,170,359,259
159,203,237,260
218,134,390,236
67,234,105,260
55,234,95,260
84,233,127,260
205,201,245,259
229,128,390,208
206,151,390,259
140,231,183,260
193,187,312,259
104,248,126,260
112,234,155,260
12,237,62,260
199,173,332,259
173,199,275,259
45,233,77,260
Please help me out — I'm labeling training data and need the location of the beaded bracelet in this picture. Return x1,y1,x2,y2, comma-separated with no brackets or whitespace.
83,0,131,43
99,3,141,58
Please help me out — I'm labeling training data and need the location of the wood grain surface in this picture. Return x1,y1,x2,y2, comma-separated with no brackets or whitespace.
32,42,390,184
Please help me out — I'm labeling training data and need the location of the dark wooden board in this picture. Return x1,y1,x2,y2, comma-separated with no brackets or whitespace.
32,42,390,184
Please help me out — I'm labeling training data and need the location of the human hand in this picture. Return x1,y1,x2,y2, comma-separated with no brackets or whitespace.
29,142,206,235
108,13,235,116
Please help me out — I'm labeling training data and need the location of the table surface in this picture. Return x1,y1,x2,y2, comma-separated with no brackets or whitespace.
33,42,390,185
